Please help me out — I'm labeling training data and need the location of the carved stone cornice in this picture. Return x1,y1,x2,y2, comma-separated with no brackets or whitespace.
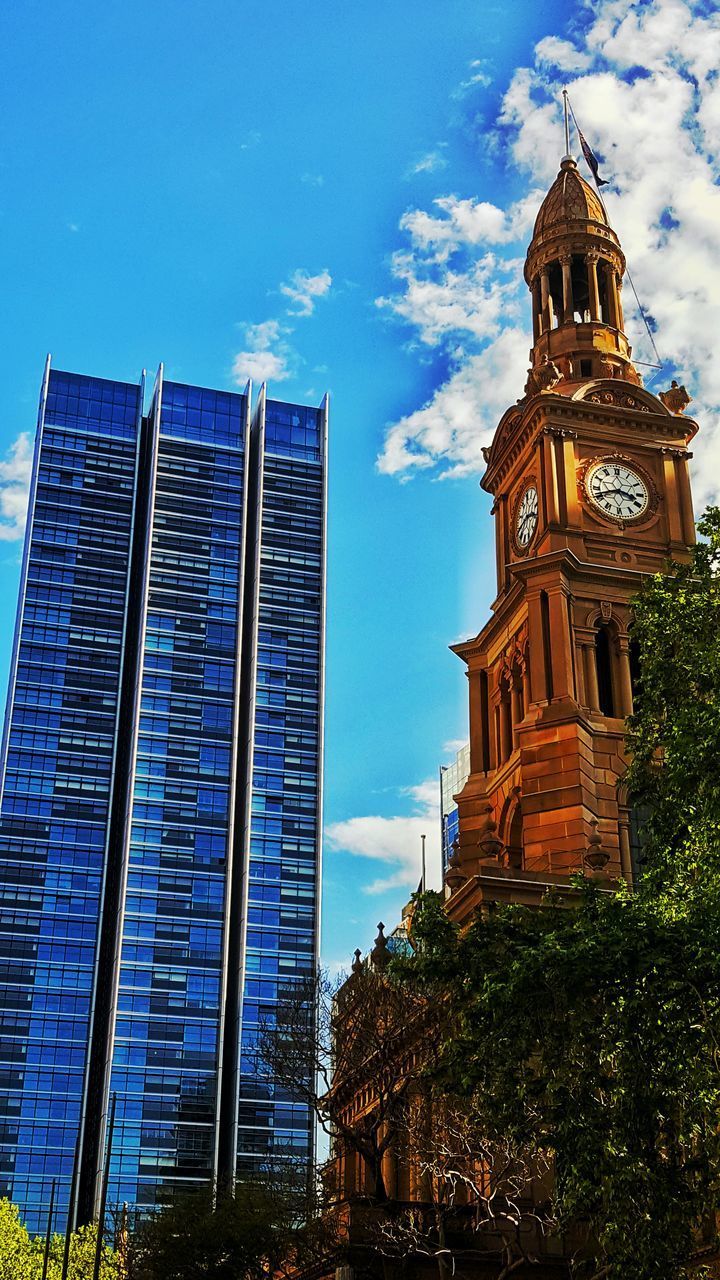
544,426,577,440
661,446,693,459
483,393,698,493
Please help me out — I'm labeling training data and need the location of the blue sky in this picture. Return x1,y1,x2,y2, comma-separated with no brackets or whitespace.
1,0,719,971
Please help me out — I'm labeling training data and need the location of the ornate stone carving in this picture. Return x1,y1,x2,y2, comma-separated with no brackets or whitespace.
477,805,503,862
524,356,562,397
659,380,692,415
600,600,612,623
445,842,467,892
598,355,618,380
585,388,649,412
584,818,610,873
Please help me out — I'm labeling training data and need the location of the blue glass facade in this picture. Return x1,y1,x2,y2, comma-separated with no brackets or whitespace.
0,367,142,1230
235,395,325,1175
0,364,327,1231
440,743,470,872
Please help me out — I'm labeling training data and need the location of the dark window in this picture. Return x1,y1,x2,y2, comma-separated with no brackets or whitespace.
595,625,615,716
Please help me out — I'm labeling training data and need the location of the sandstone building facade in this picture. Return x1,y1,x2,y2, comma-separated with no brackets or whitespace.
303,155,700,1278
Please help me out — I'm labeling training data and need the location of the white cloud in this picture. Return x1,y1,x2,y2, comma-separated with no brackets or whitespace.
301,173,325,187
232,267,332,387
0,433,33,541
326,778,442,895
378,326,530,480
535,36,591,73
453,58,493,98
232,319,293,385
279,268,333,317
443,738,468,756
377,251,522,346
376,0,720,503
407,150,448,177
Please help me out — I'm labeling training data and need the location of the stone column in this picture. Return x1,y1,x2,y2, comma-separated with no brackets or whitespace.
527,592,549,705
540,268,555,330
532,280,541,340
542,429,560,525
468,669,486,775
499,693,512,762
560,253,573,323
584,641,600,712
608,267,621,329
559,430,580,527
617,635,634,717
661,449,684,544
511,680,522,749
586,251,601,321
676,451,696,545
547,587,575,701
574,637,587,706
614,271,625,331
493,701,501,771
618,811,633,884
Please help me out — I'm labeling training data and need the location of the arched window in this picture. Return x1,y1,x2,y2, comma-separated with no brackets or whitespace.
571,254,591,322
547,261,563,329
595,624,616,716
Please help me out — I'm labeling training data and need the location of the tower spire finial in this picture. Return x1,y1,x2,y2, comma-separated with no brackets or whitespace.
562,87,572,161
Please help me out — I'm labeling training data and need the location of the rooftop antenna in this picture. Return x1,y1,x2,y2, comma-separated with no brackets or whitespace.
562,87,572,160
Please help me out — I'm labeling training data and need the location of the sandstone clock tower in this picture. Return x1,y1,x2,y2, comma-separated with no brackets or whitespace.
446,155,698,917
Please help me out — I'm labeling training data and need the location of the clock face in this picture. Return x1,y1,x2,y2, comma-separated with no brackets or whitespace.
516,485,538,549
585,460,649,522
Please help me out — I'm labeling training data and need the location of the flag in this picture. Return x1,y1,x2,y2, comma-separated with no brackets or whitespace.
577,127,608,187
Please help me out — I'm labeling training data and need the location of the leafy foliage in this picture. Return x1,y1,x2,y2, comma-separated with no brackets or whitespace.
0,1200,116,1279
396,509,720,1280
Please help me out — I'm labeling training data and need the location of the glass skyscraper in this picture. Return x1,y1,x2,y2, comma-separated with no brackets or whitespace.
440,743,470,872
0,361,327,1232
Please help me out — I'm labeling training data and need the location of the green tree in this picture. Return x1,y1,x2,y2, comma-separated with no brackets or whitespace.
44,1222,118,1280
0,1198,35,1280
128,1180,330,1280
397,509,720,1280
0,1200,116,1280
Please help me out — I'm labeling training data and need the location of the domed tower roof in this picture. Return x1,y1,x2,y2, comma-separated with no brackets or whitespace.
533,157,609,237
522,155,637,388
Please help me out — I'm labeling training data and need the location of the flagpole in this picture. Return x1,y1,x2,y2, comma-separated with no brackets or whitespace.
566,91,663,370
562,88,571,158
